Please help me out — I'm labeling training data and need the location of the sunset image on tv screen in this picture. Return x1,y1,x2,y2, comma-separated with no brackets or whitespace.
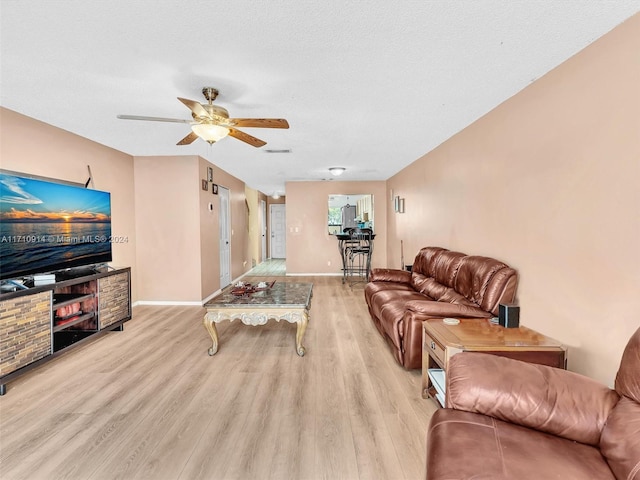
0,173,112,279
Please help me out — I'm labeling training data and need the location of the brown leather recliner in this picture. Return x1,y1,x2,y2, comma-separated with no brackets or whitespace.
365,247,518,369
426,327,640,479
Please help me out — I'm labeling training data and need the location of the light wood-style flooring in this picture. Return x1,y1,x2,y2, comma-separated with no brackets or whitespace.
0,276,437,480
247,258,286,276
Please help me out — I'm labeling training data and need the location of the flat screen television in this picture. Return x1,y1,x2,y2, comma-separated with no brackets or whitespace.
0,171,112,280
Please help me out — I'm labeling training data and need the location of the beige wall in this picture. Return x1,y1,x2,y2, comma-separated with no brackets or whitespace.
199,158,221,299
216,165,251,284
387,14,640,386
0,108,138,299
134,155,251,303
246,190,270,265
245,186,262,268
198,157,251,298
285,181,387,274
134,156,201,303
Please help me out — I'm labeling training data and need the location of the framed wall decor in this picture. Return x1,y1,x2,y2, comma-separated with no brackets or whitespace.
207,167,213,182
202,179,208,191
212,183,219,195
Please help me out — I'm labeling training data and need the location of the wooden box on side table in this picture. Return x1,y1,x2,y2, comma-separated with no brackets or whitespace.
422,318,566,405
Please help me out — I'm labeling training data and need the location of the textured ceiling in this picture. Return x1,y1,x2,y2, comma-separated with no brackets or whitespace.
2,1,638,196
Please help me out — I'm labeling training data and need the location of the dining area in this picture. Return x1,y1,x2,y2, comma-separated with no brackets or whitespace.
336,227,375,285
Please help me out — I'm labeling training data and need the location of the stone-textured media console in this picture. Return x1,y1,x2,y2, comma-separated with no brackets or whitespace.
0,267,131,395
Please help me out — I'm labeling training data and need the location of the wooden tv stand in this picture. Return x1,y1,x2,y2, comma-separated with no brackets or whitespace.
0,266,131,395
422,318,566,406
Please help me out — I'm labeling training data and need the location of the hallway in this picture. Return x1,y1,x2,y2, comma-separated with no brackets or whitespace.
247,258,286,276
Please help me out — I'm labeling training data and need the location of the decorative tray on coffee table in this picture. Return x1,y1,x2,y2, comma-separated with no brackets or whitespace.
231,280,276,296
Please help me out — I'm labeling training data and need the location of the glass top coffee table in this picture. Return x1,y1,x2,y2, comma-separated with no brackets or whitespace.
203,282,313,357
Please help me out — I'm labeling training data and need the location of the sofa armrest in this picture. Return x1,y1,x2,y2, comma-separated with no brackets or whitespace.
405,300,490,318
446,352,620,446
368,268,411,284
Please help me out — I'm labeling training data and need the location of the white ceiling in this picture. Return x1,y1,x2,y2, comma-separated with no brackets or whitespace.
2,1,638,196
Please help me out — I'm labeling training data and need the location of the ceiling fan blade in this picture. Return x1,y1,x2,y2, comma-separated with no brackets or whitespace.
230,118,289,129
177,131,199,145
228,128,267,148
177,97,211,119
117,115,191,123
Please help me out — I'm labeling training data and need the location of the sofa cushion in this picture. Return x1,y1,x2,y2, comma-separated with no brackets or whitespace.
411,246,448,276
410,272,431,294
410,274,447,298
479,265,518,315
410,274,482,309
365,279,414,301
454,255,513,311
427,250,465,288
615,326,640,403
600,396,640,480
427,409,616,480
405,300,489,318
368,268,412,284
446,352,620,446
368,289,432,348
438,287,480,307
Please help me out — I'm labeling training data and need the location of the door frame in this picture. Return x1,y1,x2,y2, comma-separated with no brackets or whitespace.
219,186,231,288
269,203,286,259
259,199,267,263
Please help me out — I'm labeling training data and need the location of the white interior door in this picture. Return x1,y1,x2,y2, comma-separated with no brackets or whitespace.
269,204,286,259
259,200,267,263
219,186,231,288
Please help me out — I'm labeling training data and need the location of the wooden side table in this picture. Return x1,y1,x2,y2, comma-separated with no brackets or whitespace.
422,318,566,405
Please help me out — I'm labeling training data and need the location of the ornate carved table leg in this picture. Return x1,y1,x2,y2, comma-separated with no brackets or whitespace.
296,310,309,357
203,312,220,355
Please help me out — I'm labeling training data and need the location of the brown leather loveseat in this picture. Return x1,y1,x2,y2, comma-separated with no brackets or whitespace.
426,327,640,479
364,246,518,369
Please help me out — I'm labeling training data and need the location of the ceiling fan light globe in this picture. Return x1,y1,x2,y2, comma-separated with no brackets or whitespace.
191,123,229,143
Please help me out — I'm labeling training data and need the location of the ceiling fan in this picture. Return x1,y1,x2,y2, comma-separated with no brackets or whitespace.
117,87,289,147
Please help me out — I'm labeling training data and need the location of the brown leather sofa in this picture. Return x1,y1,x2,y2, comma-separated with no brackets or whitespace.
426,327,640,480
364,246,518,369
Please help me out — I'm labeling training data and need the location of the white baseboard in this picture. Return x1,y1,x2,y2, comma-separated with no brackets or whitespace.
131,272,343,308
134,300,203,307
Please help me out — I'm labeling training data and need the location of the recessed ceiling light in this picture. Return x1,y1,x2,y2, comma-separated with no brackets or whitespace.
264,149,291,153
